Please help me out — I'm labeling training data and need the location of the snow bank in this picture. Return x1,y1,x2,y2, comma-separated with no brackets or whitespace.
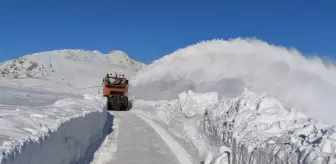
133,90,336,164
130,38,336,125
178,91,218,118
0,80,108,164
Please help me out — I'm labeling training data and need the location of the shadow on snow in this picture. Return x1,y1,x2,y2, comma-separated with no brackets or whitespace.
76,111,115,164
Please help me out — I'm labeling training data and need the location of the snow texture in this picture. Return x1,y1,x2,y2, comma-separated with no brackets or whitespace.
0,49,144,164
130,38,336,163
130,38,336,126
91,111,184,164
134,89,336,163
1,37,335,164
135,112,193,164
0,49,145,94
0,79,108,164
90,116,119,164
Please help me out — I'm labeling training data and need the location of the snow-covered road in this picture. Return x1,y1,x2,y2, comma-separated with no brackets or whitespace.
91,111,194,164
0,79,200,164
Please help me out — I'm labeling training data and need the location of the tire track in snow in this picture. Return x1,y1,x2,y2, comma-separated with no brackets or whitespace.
134,112,193,164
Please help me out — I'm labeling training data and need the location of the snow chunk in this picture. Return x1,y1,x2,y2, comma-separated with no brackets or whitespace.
133,89,336,163
178,90,218,117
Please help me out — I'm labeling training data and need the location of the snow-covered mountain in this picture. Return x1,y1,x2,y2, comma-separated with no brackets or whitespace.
0,49,146,93
0,49,147,163
105,50,145,71
1,39,336,164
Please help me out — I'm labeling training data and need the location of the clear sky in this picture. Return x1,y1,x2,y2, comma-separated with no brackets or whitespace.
0,0,335,64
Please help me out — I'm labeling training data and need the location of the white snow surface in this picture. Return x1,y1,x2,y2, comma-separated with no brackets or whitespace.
90,117,119,164
0,79,108,164
133,89,336,164
1,38,336,163
178,91,218,118
135,112,193,164
0,49,145,94
130,38,336,125
0,49,146,164
91,111,188,164
130,38,336,163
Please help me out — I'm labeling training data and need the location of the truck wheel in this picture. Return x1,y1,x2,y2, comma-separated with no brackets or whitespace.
124,103,128,111
106,102,111,110
125,97,129,111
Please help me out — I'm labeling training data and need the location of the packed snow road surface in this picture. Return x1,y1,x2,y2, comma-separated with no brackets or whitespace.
91,111,193,164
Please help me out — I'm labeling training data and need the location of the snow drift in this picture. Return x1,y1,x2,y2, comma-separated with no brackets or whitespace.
0,49,145,164
133,90,336,164
0,78,109,164
130,38,336,125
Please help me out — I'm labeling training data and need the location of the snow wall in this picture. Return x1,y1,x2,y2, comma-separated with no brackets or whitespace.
134,90,336,164
0,95,108,164
130,38,336,126
130,38,336,163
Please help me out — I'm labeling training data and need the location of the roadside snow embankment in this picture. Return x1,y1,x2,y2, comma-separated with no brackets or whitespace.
130,38,336,125
134,90,336,164
130,38,336,163
0,80,108,164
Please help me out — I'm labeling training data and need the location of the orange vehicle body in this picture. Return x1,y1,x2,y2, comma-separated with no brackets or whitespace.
103,73,129,111
103,78,128,97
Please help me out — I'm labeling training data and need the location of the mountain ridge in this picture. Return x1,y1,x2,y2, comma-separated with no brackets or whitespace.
0,49,146,93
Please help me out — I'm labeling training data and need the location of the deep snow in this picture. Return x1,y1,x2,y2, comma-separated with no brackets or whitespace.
0,79,108,164
130,38,336,126
0,49,145,163
132,89,336,163
129,38,336,163
1,38,335,163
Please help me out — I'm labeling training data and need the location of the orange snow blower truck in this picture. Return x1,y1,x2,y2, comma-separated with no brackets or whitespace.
102,73,129,111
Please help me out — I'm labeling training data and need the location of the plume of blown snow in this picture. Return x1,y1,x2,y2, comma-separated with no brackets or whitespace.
130,38,336,125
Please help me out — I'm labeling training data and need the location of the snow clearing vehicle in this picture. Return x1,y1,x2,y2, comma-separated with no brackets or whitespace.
103,73,129,111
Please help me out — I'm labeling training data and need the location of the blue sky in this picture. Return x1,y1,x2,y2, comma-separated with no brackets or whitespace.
0,0,335,64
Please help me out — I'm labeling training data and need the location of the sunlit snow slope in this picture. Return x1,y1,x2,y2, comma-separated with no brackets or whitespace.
0,49,146,163
130,38,336,125
0,49,145,94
